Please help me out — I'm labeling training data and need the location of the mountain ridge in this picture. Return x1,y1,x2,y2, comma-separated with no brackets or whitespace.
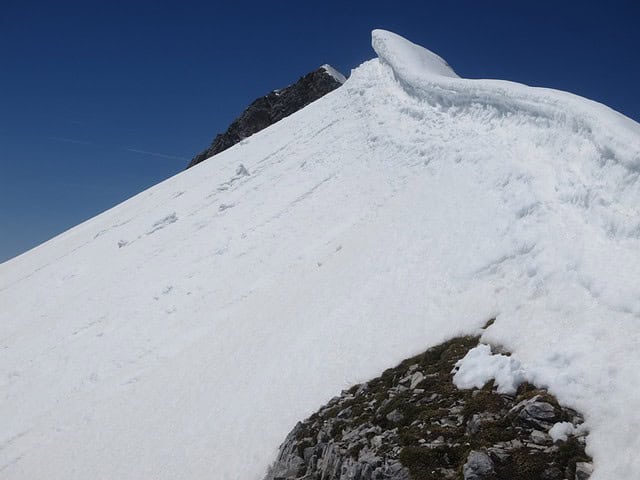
1,30,640,480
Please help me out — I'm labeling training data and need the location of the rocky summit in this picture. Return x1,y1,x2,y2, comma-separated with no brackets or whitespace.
264,335,592,480
187,65,345,168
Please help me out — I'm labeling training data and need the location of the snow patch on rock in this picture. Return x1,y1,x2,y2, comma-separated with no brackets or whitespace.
549,421,578,442
453,344,527,395
321,64,347,84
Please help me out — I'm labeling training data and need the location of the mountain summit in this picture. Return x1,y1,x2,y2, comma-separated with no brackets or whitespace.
188,65,345,168
2,30,640,480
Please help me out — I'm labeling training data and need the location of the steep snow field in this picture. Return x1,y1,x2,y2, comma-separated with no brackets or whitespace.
2,30,640,479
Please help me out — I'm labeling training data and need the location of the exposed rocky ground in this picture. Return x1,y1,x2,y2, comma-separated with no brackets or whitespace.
187,66,345,168
264,334,592,480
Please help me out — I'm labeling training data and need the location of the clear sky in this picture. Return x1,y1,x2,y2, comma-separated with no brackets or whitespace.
1,0,639,263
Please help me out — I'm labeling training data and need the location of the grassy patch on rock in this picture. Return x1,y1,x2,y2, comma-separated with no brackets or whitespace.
265,333,591,480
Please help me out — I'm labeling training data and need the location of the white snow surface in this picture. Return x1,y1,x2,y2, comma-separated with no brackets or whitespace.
452,344,526,395
2,29,640,479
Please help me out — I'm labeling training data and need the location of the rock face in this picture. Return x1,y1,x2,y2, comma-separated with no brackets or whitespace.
263,336,592,480
187,65,345,168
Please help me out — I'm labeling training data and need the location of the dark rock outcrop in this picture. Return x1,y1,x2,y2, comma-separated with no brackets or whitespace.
264,335,592,480
188,65,345,168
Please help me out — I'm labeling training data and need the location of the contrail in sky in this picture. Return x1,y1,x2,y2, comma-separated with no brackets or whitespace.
48,136,187,162
125,148,188,161
49,136,92,145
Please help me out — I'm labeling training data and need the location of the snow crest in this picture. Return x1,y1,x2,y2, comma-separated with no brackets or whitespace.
372,29,459,79
371,29,640,176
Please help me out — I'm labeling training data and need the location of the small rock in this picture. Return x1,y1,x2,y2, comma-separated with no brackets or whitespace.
303,446,315,462
450,405,464,415
410,371,425,389
425,393,440,402
370,435,383,449
360,463,373,478
356,383,369,395
467,412,499,435
440,468,457,479
378,398,393,412
530,429,552,445
386,409,404,424
525,442,553,451
505,439,524,450
364,425,382,436
437,417,459,428
487,446,509,461
512,395,557,428
525,401,556,421
575,462,594,480
463,451,494,480
337,406,352,418
541,466,563,480
467,414,482,435
423,435,446,449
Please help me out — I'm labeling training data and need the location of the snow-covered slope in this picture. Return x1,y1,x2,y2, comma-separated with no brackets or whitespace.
2,30,640,479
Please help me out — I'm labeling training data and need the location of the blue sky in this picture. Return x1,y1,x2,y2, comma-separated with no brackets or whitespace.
1,0,639,263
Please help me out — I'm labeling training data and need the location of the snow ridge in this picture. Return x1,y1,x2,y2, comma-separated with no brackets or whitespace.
372,29,640,175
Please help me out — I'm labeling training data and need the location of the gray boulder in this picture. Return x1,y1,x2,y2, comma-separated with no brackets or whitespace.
463,450,495,479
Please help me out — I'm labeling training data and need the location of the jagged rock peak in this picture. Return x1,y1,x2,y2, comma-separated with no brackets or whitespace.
321,64,347,84
187,65,346,168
